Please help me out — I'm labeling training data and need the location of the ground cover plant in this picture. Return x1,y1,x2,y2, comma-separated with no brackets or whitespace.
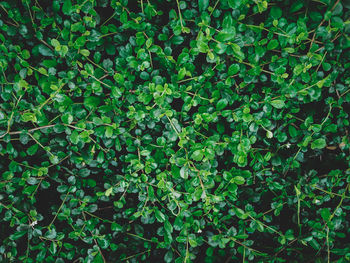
0,0,349,262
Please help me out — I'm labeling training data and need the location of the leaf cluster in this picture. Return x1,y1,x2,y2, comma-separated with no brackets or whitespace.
0,0,349,262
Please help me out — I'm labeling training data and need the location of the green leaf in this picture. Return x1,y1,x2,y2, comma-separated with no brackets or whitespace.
84,96,101,109
111,86,122,98
309,238,320,250
92,253,104,263
216,98,228,111
311,138,326,149
75,36,86,47
38,44,54,57
290,0,304,13
164,221,173,234
98,239,109,249
49,155,59,164
51,39,60,48
270,6,282,19
27,144,39,156
193,188,203,201
45,228,57,239
233,176,245,185
198,0,209,12
216,27,236,42
1,0,348,259
164,251,173,263
10,231,27,240
68,176,76,185
80,49,90,56
57,185,69,193
97,151,105,163
234,234,249,239
70,130,79,144
61,113,73,124
228,64,240,76
180,166,188,179
155,209,166,222
105,187,113,197
234,207,248,219
231,43,244,60
288,125,298,137
197,41,209,53
21,112,37,122
267,39,279,50
62,0,73,15
189,239,198,247
228,0,242,8
38,67,48,75
191,150,204,162
266,130,273,138
111,222,122,232
270,100,285,109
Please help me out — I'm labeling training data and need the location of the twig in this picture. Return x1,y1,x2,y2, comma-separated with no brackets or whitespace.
312,185,350,199
308,0,341,52
175,0,184,29
48,188,71,228
121,249,151,261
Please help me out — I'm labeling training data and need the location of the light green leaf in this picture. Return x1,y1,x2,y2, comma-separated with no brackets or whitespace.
270,100,285,109
155,209,166,222
191,150,204,162
105,187,113,197
80,49,90,56
216,27,236,42
233,176,245,185
311,138,326,149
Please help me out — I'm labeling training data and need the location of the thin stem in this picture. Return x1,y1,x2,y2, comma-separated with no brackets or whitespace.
85,57,109,73
191,162,207,198
0,4,19,26
7,124,56,136
48,188,71,228
38,83,65,110
185,91,211,101
27,132,54,157
165,115,180,136
227,237,268,256
315,51,327,73
248,214,284,237
209,0,220,17
122,249,151,261
88,73,112,88
126,232,157,243
340,88,350,97
100,12,117,27
140,0,144,14
99,31,118,39
326,226,330,263
295,186,301,236
329,183,349,222
177,76,198,83
0,111,14,139
175,0,184,29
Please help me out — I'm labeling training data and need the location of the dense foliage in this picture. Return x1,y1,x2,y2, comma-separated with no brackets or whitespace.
0,0,349,262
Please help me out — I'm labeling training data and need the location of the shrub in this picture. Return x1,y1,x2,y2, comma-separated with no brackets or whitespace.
0,0,349,262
